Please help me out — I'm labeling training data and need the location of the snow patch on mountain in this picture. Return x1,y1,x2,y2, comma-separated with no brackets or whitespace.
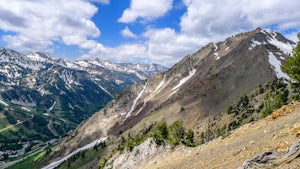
215,55,220,60
48,101,56,111
249,39,266,50
268,52,290,80
169,89,179,97
131,71,147,80
213,43,220,59
64,61,79,69
173,69,196,91
75,60,90,68
99,85,113,97
75,60,161,80
0,65,21,78
26,52,44,61
58,69,75,85
259,30,294,55
20,62,45,71
268,37,294,55
0,49,47,71
261,29,273,35
126,81,148,119
258,29,294,55
26,52,53,62
21,107,31,112
154,75,166,93
0,100,9,106
213,43,218,51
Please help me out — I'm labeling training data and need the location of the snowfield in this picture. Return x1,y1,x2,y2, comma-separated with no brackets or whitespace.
268,52,290,80
126,80,148,119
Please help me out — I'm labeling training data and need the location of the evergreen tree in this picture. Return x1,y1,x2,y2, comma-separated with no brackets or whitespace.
282,34,300,87
168,121,184,146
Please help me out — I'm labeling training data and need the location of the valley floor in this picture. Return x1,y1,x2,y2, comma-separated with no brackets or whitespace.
137,102,300,169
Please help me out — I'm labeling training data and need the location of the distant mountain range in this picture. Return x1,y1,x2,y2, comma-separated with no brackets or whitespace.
0,48,166,154
43,28,298,168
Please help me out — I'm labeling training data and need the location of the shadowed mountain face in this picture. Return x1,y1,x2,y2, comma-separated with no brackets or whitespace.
0,48,166,144
48,28,295,162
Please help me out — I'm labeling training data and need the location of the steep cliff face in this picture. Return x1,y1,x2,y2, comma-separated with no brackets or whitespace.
46,28,295,165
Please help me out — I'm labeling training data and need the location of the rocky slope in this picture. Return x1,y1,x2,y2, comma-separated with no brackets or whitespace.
136,102,300,169
45,28,296,167
0,48,166,155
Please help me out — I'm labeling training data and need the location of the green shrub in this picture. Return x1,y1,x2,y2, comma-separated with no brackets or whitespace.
167,121,184,146
282,39,300,88
183,129,195,146
98,158,108,169
119,121,196,152
151,122,168,145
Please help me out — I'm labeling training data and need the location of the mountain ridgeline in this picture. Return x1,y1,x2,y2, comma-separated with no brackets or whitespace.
44,27,297,169
0,49,166,152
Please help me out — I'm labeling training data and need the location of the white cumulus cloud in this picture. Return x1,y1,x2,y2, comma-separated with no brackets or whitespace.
86,43,148,63
181,0,300,38
118,0,174,23
0,0,100,52
120,27,137,38
143,28,203,64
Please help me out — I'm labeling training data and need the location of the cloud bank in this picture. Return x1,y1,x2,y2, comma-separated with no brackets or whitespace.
0,0,100,53
118,0,174,23
0,0,299,66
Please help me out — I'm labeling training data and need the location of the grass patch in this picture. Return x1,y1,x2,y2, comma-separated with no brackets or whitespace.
6,150,46,169
0,118,10,129
33,151,46,162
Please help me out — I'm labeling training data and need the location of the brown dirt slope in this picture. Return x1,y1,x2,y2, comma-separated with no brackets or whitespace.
137,102,300,169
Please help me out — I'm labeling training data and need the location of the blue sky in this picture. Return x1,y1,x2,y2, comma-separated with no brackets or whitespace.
0,0,299,66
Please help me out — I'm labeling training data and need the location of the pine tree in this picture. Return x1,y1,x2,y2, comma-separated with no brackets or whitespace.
282,34,300,87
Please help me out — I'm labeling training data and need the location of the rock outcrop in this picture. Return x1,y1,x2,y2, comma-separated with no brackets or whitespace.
105,138,170,169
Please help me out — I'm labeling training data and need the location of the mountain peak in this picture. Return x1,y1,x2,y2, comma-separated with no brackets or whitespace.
26,52,55,62
208,28,295,62
255,27,263,31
